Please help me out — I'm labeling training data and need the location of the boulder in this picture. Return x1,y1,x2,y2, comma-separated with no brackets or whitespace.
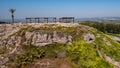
83,33,95,43
57,49,66,58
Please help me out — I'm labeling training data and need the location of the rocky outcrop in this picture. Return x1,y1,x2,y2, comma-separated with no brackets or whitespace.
104,54,120,68
1,23,119,67
0,23,79,39
111,36,120,43
28,31,72,46
0,30,73,67
0,31,72,49
83,33,95,43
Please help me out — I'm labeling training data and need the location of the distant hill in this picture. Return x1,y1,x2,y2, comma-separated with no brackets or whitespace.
0,19,25,23
0,21,6,24
1,17,120,23
76,17,120,23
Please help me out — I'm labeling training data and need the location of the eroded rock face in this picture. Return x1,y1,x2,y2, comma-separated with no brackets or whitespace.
0,31,72,48
28,31,72,46
83,33,95,43
0,31,72,54
31,32,53,46
0,30,72,67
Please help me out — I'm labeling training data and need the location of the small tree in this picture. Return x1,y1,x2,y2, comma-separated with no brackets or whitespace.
9,9,16,23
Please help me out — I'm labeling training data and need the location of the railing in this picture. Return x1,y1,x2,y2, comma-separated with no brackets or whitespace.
25,17,74,23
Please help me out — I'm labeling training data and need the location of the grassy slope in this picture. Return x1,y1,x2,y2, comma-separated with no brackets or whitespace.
5,25,120,68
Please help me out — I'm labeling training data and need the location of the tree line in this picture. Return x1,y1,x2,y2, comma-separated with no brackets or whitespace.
80,21,120,34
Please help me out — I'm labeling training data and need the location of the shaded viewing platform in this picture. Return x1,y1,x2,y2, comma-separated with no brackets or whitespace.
25,17,74,23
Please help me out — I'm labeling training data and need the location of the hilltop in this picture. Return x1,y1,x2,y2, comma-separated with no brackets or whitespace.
0,23,120,68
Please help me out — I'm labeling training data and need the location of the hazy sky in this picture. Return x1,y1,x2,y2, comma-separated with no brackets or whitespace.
0,0,120,19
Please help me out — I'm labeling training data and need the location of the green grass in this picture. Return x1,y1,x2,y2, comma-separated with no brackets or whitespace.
7,25,120,68
95,34,120,62
11,43,66,67
66,39,114,68
11,39,115,68
108,33,120,37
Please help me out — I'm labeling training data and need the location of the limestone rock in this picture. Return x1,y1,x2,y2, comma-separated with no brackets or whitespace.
83,33,95,43
111,36,120,42
25,31,34,45
31,31,72,46
52,31,68,44
32,32,53,46
104,54,120,68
